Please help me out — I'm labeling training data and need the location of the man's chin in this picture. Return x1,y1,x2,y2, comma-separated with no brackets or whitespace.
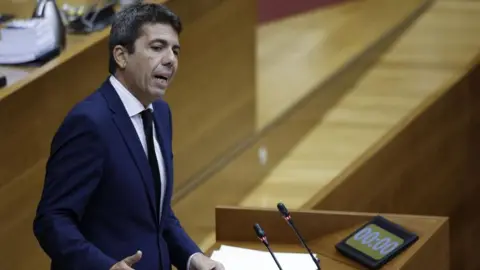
156,88,167,96
149,87,167,98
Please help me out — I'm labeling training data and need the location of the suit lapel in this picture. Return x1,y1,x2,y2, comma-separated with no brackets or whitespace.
100,80,157,224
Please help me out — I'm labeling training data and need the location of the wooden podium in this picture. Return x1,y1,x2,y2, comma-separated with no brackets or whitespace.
211,206,449,269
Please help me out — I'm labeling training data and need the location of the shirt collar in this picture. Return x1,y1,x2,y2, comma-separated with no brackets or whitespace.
109,75,154,117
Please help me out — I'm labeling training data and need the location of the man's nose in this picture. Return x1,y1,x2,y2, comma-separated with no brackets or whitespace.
161,50,176,66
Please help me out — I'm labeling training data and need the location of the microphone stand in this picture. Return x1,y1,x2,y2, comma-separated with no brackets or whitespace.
263,238,283,270
254,223,283,270
277,203,321,270
287,217,321,270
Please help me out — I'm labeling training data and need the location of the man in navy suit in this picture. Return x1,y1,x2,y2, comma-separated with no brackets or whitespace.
33,3,224,270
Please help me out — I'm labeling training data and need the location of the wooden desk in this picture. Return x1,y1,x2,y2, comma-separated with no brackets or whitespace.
0,0,256,269
213,206,450,270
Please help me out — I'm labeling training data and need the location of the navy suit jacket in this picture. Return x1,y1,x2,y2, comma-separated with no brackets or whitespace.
33,78,201,270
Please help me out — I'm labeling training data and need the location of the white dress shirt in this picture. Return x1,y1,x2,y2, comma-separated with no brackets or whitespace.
110,75,166,218
110,76,199,269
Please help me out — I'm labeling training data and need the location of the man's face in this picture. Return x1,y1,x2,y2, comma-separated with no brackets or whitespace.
123,23,180,102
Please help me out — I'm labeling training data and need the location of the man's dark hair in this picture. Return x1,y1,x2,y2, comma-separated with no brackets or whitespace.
108,3,182,74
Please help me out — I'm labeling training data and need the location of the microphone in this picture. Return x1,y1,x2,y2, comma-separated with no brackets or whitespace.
277,202,321,270
253,223,283,270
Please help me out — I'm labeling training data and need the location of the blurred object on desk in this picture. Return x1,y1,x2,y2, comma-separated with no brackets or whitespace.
119,0,142,9
0,13,15,24
0,72,6,88
0,66,30,88
62,3,87,22
0,19,59,65
32,0,67,49
0,0,66,65
67,0,116,34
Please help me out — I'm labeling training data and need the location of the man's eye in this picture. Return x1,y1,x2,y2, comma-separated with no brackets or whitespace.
151,46,163,51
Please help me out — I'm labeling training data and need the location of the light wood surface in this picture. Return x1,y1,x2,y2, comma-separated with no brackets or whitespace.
0,0,256,269
213,206,449,270
239,0,480,219
255,0,430,130
172,0,430,251
302,1,479,269
243,1,480,267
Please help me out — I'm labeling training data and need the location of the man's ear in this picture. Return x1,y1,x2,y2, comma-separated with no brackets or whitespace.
113,45,129,69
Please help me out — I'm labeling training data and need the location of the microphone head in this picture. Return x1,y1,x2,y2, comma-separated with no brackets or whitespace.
253,223,266,238
254,223,269,245
277,202,290,217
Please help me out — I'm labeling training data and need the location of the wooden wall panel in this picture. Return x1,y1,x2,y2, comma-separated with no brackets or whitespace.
0,32,110,270
0,0,255,268
0,37,110,189
309,63,480,270
171,0,430,249
164,0,256,196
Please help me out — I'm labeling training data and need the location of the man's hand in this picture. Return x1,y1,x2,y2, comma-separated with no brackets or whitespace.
110,250,142,270
190,253,225,270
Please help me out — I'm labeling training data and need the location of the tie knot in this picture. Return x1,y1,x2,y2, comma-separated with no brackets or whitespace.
141,108,153,122
141,109,154,133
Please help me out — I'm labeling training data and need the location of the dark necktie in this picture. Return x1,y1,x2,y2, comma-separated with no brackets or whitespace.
141,109,161,219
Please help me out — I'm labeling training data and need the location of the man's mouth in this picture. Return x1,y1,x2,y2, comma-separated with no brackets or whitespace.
154,74,169,84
